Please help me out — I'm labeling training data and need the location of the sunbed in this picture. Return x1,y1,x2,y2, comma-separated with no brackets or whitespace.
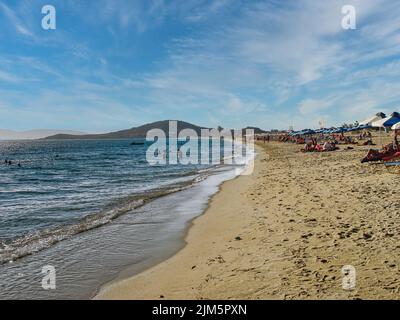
383,152,400,174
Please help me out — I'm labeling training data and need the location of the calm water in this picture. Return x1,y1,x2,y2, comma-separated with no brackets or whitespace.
0,139,249,299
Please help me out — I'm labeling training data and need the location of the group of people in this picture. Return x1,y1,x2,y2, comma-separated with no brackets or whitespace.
358,131,373,140
300,138,339,153
4,159,22,167
257,128,400,164
361,129,400,163
302,140,338,153
256,135,271,143
274,133,344,153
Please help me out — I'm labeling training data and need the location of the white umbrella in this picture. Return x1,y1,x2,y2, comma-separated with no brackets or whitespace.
372,112,400,127
392,122,400,130
359,112,385,126
360,116,381,126
372,117,390,128
372,112,400,146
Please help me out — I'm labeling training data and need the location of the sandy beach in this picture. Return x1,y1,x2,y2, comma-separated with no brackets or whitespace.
96,141,400,300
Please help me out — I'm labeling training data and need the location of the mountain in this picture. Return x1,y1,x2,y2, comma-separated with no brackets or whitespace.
242,126,269,135
43,120,210,140
0,129,86,140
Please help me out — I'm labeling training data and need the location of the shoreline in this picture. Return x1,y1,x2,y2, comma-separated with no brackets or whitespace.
95,146,262,300
90,161,247,299
95,142,400,300
0,143,247,299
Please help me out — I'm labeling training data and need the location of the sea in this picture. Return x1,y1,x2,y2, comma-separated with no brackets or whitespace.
0,139,253,299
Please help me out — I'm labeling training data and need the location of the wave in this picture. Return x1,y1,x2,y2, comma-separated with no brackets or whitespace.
0,144,255,265
0,174,206,265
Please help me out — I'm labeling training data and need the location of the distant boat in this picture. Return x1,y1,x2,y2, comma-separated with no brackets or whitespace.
130,141,145,145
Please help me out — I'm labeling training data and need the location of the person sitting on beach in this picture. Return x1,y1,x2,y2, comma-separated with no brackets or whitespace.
361,130,400,163
314,143,324,152
344,136,356,144
296,137,305,144
362,137,375,146
322,141,338,152
393,129,399,149
301,141,314,152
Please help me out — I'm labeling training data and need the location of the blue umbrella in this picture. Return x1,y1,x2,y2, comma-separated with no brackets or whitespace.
372,112,400,127
302,129,316,135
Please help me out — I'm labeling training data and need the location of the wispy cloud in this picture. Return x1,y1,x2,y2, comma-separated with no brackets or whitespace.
1,0,400,130
0,1,33,36
0,70,22,83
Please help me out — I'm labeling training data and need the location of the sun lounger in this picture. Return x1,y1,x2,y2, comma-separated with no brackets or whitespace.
384,161,400,174
383,152,400,173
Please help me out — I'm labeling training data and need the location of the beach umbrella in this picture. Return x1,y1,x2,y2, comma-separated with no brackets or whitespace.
372,112,400,127
358,124,372,130
346,124,372,132
302,129,316,135
372,112,400,146
331,127,345,133
359,112,386,126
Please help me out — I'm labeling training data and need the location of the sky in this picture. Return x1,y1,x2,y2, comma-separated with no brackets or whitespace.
1,0,400,132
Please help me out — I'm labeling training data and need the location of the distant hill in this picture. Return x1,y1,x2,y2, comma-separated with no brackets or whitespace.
43,120,210,140
40,121,270,140
0,129,86,140
242,126,269,135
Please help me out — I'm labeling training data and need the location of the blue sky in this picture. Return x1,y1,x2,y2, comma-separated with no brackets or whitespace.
1,0,400,132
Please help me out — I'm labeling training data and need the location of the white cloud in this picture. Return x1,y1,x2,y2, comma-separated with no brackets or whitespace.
0,1,33,37
2,0,400,130
0,70,22,83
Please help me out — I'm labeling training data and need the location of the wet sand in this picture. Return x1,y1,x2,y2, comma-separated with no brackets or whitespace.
96,141,400,300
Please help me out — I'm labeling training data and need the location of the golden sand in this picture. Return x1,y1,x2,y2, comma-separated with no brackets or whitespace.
96,141,400,300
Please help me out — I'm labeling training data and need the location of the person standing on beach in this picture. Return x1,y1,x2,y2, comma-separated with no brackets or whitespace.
392,129,399,151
